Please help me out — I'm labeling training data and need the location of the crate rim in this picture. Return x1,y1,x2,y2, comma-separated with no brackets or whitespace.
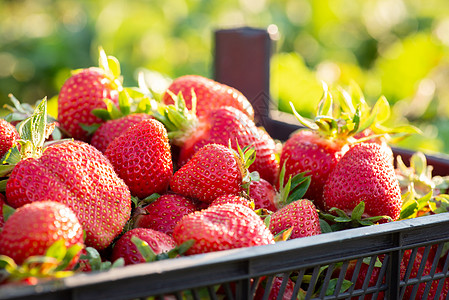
2,212,449,300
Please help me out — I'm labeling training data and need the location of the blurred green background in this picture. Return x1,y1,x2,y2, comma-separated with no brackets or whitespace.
1,0,449,154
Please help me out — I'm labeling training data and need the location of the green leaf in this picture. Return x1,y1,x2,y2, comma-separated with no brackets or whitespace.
329,207,349,218
337,86,356,115
351,201,365,221
16,98,48,158
118,89,131,116
104,99,123,120
107,55,121,79
287,173,311,203
79,123,101,135
372,96,390,124
319,219,333,233
3,204,15,222
325,278,353,296
98,47,109,74
410,151,427,177
45,240,67,261
334,216,352,222
264,215,271,229
0,164,16,178
99,261,112,271
273,227,293,242
0,255,17,270
175,239,194,256
131,236,156,262
111,258,125,269
290,102,319,130
81,247,102,270
363,256,383,268
317,81,333,117
56,243,83,271
140,193,161,205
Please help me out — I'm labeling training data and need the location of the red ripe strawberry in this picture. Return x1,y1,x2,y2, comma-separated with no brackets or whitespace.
179,107,278,183
209,194,254,209
280,129,349,210
254,276,296,300
0,193,7,228
173,203,274,255
249,178,277,212
6,140,131,250
105,119,173,199
323,142,402,221
339,257,385,300
0,201,84,265
111,228,175,265
158,97,279,185
133,193,197,236
91,113,153,153
58,67,120,142
400,248,449,299
269,199,321,239
162,75,254,119
5,99,131,252
0,118,19,158
170,143,248,203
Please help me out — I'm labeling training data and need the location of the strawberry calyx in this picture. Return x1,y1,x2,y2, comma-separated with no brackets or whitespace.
232,142,259,195
2,202,14,223
320,201,393,231
290,82,363,143
152,90,199,146
131,236,194,262
274,160,311,210
339,81,422,143
82,72,157,135
124,193,161,232
0,240,83,285
3,94,63,141
77,247,124,272
397,151,449,219
290,82,421,145
0,98,60,179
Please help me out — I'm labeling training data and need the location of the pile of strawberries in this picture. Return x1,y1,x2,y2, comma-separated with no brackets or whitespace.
0,49,448,298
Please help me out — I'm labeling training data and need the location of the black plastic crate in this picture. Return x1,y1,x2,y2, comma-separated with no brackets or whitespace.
2,27,449,300
2,213,449,299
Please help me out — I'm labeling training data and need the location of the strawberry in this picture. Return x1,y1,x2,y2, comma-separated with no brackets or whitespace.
162,74,254,119
339,257,385,300
209,194,254,209
58,49,121,142
105,118,173,199
156,95,279,185
90,113,153,153
0,118,19,158
111,228,176,265
133,193,197,236
269,199,321,239
0,201,84,265
5,100,132,251
280,129,349,210
249,178,278,212
400,248,449,299
323,142,402,222
170,143,254,204
279,84,359,210
254,276,296,300
0,193,8,228
281,84,419,211
173,203,274,255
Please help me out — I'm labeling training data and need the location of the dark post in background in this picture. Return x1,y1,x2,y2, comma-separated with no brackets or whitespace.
214,27,271,124
213,27,302,141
